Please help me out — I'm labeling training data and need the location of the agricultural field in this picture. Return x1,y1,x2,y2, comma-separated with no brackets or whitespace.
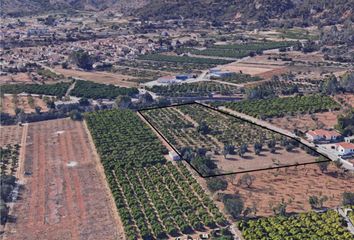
215,95,341,119
0,127,22,228
147,81,241,97
54,68,138,88
270,111,342,133
0,73,33,85
112,66,166,83
0,82,71,97
118,60,205,73
179,41,295,59
211,73,263,85
138,54,233,65
0,125,23,146
1,95,48,115
86,109,228,239
180,48,251,59
213,41,295,51
215,163,354,216
246,78,320,95
238,210,352,240
140,103,320,176
1,119,124,240
70,80,139,100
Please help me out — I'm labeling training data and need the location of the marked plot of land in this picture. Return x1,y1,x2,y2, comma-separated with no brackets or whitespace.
140,103,322,177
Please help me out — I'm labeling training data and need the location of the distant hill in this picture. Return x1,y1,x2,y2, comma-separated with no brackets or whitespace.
137,0,353,25
1,0,147,16
2,0,353,27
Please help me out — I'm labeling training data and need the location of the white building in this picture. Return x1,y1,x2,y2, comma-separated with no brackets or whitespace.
345,136,354,143
335,142,354,156
306,129,341,142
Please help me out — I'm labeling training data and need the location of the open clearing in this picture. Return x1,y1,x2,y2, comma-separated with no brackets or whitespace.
0,73,32,85
270,111,341,132
1,119,124,240
1,95,48,115
0,125,23,146
213,164,354,216
54,67,138,88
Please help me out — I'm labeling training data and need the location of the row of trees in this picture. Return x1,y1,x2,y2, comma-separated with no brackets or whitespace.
86,109,228,239
0,144,20,225
70,80,139,100
1,82,71,97
221,94,341,119
139,53,233,65
149,82,240,97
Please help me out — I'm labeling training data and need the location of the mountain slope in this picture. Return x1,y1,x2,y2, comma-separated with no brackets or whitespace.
137,0,353,24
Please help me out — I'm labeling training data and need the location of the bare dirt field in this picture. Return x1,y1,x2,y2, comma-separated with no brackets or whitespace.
220,54,288,79
194,159,354,220
269,111,341,132
213,147,317,174
213,164,354,216
0,125,23,146
1,95,48,115
335,93,354,108
0,73,32,85
220,62,287,78
54,67,138,88
2,119,124,240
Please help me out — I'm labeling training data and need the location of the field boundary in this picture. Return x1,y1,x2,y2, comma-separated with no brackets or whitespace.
138,102,332,178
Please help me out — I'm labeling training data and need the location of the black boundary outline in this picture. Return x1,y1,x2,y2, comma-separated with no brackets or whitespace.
138,101,332,178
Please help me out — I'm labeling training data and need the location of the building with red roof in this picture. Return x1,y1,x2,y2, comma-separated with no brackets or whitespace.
306,129,342,142
336,142,354,156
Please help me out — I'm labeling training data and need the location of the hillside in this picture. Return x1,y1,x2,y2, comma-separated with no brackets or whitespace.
3,0,353,25
137,0,353,25
1,0,147,16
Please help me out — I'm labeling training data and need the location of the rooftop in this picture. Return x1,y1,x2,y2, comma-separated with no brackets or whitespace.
336,142,354,149
307,129,341,138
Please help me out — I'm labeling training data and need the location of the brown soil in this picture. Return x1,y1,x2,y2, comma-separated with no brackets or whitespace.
2,119,124,240
213,147,317,174
0,73,32,85
54,68,138,88
270,111,341,132
1,95,48,116
0,125,23,146
223,164,354,216
335,93,354,108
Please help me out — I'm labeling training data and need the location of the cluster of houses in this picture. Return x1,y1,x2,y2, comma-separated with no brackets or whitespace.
306,129,354,157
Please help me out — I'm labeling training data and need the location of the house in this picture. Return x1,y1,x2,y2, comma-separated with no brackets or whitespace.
169,151,181,161
306,129,341,142
335,142,354,156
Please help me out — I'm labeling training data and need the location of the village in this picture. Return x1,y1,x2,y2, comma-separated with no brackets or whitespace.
1,4,354,240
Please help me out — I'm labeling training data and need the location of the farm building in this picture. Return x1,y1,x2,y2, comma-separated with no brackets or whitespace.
335,142,354,156
169,151,181,161
306,129,341,142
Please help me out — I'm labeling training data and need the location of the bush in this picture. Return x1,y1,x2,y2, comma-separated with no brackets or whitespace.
207,178,228,192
